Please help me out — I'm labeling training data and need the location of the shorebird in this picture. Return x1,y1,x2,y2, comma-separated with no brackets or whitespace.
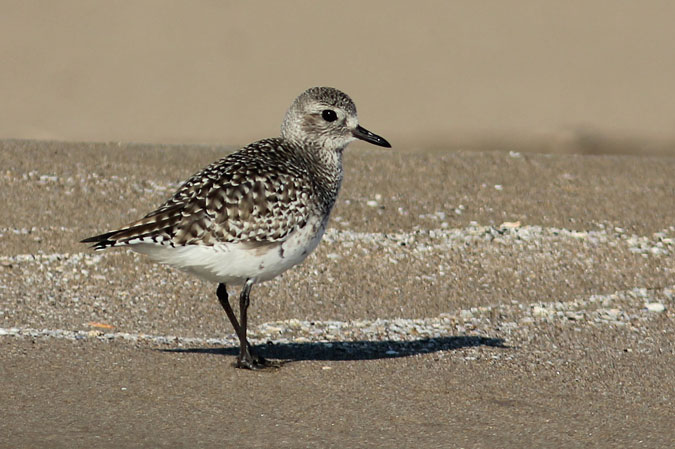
82,87,391,369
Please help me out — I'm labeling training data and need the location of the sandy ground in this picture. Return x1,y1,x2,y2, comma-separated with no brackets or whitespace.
0,139,673,448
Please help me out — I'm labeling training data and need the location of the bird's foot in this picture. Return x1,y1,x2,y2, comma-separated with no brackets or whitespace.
235,353,280,370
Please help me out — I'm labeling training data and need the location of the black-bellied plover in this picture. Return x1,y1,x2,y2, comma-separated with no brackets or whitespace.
82,87,391,369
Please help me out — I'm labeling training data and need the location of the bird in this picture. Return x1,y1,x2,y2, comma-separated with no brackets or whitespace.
82,87,391,369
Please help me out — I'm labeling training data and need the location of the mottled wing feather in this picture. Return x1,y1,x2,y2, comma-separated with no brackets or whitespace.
83,139,314,249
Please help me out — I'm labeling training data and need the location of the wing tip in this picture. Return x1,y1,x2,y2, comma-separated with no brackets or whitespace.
81,231,119,249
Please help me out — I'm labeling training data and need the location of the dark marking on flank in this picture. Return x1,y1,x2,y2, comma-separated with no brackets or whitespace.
242,240,280,257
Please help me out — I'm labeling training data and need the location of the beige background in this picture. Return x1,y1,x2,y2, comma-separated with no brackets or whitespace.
2,1,675,154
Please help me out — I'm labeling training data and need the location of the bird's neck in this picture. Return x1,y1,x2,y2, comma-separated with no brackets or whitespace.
296,142,344,213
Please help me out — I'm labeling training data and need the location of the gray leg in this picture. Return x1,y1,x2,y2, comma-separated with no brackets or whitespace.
216,283,241,335
217,280,275,369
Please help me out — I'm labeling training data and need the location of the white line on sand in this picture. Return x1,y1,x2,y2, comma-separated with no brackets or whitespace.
1,285,669,346
2,224,674,264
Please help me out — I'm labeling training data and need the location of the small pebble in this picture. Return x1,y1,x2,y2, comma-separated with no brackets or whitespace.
644,303,666,313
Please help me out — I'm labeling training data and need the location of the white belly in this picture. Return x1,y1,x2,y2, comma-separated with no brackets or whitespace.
132,215,327,285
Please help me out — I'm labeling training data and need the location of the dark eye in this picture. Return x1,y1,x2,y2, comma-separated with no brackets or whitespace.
321,109,338,122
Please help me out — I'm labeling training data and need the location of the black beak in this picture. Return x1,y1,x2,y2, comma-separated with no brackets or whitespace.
352,125,391,148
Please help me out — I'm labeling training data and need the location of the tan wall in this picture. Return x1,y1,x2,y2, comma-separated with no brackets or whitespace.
2,1,674,154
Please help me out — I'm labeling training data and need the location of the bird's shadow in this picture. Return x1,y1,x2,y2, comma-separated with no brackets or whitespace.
160,335,509,362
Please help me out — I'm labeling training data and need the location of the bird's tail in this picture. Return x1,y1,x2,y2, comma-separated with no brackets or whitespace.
81,207,182,250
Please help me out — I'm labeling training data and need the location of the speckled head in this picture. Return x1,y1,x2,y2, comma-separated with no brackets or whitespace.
281,87,391,152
